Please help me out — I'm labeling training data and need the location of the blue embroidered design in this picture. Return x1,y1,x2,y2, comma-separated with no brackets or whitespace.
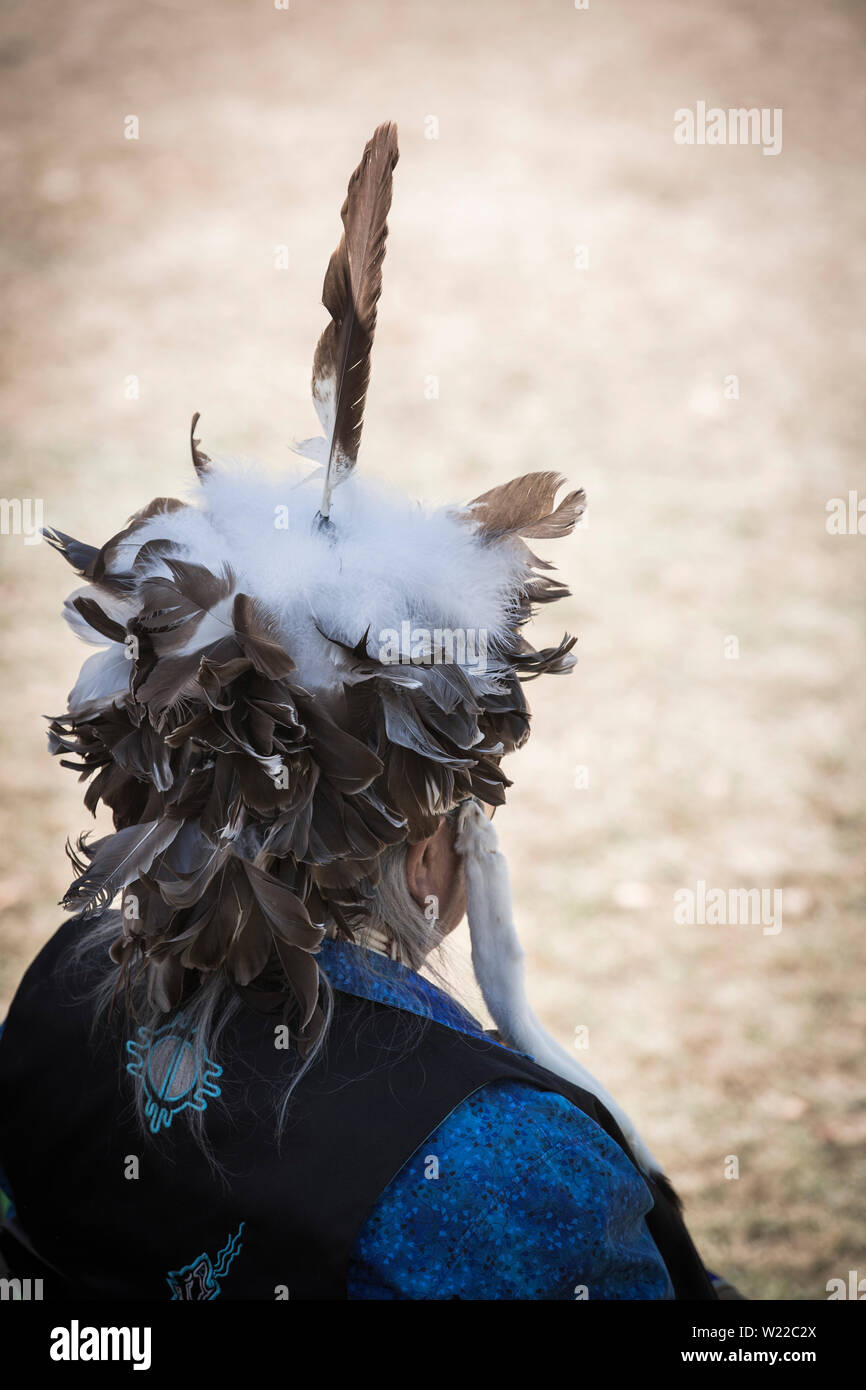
125,1014,222,1134
166,1222,246,1300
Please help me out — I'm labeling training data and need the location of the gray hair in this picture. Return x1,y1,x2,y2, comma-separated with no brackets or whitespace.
361,838,447,968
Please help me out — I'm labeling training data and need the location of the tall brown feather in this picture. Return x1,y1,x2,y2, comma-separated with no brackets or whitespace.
313,122,399,518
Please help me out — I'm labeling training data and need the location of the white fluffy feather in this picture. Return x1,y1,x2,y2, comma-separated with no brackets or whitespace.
67,461,532,708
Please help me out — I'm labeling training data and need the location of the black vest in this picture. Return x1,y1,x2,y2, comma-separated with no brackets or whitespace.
0,920,716,1300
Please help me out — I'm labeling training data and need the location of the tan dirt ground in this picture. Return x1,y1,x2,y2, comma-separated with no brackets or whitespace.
0,0,864,1300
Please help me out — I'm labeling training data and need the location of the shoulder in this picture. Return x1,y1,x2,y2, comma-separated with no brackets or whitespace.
412,1076,642,1187
3,918,87,1001
348,1078,673,1300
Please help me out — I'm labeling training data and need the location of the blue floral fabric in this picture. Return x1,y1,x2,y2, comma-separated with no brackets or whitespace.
318,939,674,1300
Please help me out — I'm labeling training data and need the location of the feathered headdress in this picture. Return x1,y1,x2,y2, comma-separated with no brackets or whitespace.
45,123,585,1052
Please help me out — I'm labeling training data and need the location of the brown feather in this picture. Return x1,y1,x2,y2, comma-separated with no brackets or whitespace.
232,594,297,680
313,122,399,518
91,498,186,588
189,412,211,476
43,527,100,577
466,472,585,541
71,595,127,643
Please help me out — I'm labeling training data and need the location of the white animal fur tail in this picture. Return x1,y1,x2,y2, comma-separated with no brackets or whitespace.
455,799,660,1176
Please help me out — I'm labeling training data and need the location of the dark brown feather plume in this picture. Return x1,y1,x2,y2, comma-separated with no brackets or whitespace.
313,122,399,518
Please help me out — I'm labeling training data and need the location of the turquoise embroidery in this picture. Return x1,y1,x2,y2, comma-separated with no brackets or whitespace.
125,1014,222,1134
166,1222,246,1300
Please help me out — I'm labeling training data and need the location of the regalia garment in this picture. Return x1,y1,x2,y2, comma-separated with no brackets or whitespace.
0,924,715,1299
0,122,720,1300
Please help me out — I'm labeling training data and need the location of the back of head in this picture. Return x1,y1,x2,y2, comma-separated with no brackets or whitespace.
45,122,585,1067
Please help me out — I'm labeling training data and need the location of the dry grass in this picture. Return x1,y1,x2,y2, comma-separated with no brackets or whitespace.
1,0,864,1300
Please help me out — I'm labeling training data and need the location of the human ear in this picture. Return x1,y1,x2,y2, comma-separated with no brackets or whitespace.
405,835,436,912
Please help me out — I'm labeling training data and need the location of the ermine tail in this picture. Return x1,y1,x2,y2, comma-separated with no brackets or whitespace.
455,799,660,1177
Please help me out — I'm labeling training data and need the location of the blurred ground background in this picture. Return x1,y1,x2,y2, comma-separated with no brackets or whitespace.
1,0,864,1300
